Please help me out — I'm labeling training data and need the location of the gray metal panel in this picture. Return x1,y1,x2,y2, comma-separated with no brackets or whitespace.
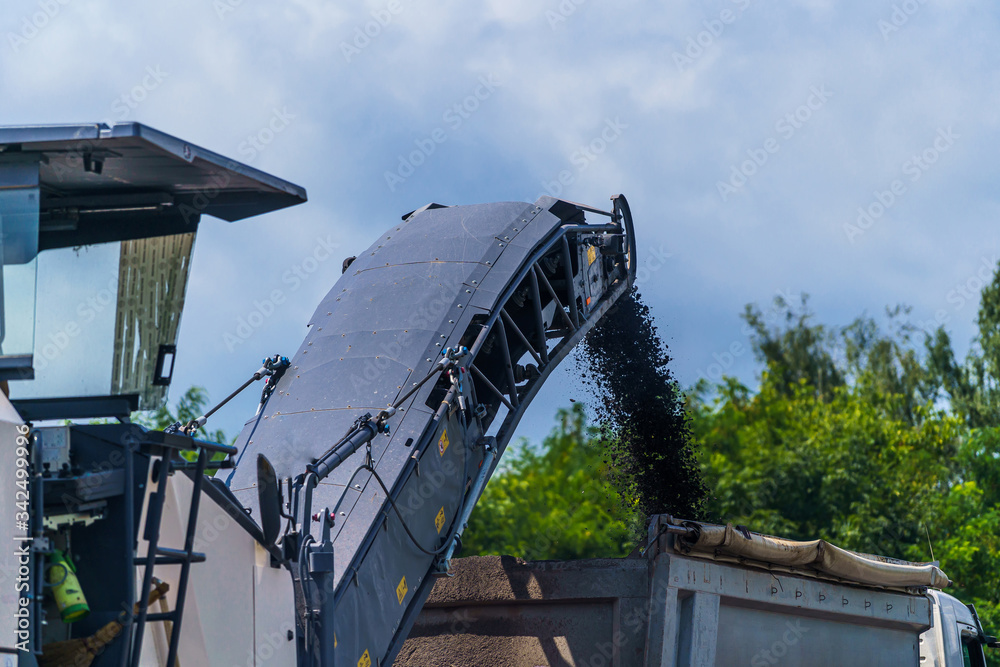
0,122,307,230
716,604,920,667
231,200,560,486
345,201,532,270
312,265,476,336
0,123,102,144
226,195,630,666
505,208,562,250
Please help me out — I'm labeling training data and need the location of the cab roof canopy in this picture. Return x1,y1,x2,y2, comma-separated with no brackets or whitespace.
0,122,307,250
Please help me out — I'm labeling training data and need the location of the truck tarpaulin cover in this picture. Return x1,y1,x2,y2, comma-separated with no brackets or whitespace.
676,521,951,589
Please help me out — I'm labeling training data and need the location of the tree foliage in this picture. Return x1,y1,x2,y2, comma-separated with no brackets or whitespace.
694,293,1000,632
462,404,639,561
449,263,1000,638
131,386,232,463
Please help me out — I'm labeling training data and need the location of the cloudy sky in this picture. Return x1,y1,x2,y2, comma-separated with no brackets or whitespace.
5,0,999,443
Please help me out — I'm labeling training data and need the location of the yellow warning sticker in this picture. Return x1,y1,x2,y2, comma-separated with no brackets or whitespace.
438,429,449,456
435,507,446,534
358,650,371,667
587,245,597,266
396,576,408,604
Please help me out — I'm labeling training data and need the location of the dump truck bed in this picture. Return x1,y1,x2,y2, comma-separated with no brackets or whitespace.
399,517,940,666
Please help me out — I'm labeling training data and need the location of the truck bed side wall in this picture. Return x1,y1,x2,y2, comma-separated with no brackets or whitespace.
399,552,932,666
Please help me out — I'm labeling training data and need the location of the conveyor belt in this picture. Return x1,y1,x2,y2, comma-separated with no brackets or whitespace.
226,194,637,666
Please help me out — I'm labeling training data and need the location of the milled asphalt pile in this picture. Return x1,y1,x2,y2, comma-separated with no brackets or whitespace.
580,289,707,520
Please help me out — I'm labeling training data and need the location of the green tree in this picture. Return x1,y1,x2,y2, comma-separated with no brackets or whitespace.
131,386,232,463
917,427,1000,632
694,295,1000,632
919,262,1000,429
466,286,1000,633
132,386,225,438
463,404,641,560
741,294,844,400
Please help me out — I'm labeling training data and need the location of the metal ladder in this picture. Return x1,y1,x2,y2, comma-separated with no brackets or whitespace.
122,432,237,667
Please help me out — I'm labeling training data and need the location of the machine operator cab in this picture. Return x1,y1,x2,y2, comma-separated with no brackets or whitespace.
0,122,306,665
0,121,305,413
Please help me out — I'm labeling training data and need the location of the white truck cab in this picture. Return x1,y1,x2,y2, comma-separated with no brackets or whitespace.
921,590,996,667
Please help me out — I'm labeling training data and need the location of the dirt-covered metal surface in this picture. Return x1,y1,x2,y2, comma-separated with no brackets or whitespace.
396,555,649,667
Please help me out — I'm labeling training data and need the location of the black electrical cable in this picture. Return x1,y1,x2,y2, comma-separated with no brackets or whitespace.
295,533,316,647
293,350,472,561
359,363,473,557
359,463,452,556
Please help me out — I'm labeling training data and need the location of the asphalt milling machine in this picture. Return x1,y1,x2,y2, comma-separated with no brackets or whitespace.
0,122,637,666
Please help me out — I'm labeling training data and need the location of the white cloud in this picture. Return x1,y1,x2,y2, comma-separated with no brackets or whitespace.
5,0,1000,436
